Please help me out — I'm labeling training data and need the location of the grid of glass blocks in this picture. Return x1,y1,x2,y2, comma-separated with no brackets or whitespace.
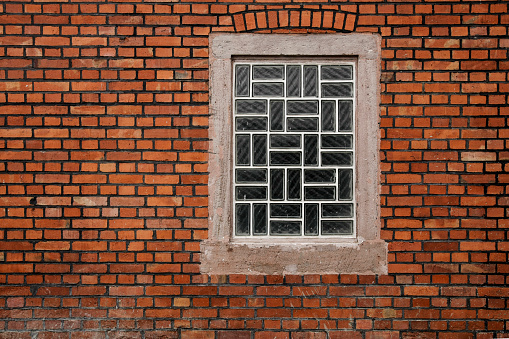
233,62,356,237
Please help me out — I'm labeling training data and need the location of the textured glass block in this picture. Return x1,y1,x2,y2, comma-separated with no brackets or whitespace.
286,65,301,97
236,169,267,183
338,100,353,131
304,169,335,183
322,203,353,217
253,83,284,97
304,187,336,200
253,65,284,79
322,220,353,235
322,83,353,98
269,100,284,131
287,118,318,132
321,135,353,149
270,169,284,200
253,203,267,235
287,101,318,115
304,135,318,165
270,221,301,235
321,65,353,80
321,101,335,132
304,204,318,236
287,169,301,200
236,186,267,201
270,204,301,218
235,204,250,236
321,152,353,166
236,100,267,114
304,66,318,97
270,152,301,165
236,117,267,131
236,134,250,165
270,135,301,148
338,169,353,200
235,65,250,97
253,135,267,165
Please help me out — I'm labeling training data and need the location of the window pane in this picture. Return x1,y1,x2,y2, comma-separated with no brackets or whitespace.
253,83,284,97
236,134,250,166
304,204,319,236
321,101,335,132
322,220,353,235
286,65,301,97
236,99,266,114
269,100,284,131
270,221,301,235
321,65,353,80
253,65,284,80
235,65,250,97
303,66,318,97
322,83,353,98
253,204,268,235
235,204,250,235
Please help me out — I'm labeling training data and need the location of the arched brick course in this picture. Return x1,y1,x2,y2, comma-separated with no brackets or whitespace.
227,9,357,33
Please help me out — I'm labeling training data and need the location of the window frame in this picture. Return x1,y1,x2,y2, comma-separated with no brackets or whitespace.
202,33,387,275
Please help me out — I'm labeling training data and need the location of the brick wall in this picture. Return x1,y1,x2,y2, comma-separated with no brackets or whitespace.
0,0,508,337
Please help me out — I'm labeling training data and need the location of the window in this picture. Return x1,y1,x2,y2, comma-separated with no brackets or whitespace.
233,61,356,238
202,34,387,275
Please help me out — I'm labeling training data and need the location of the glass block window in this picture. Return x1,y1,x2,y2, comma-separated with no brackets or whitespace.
233,62,356,237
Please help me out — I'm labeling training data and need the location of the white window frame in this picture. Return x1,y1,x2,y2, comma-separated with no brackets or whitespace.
202,33,387,275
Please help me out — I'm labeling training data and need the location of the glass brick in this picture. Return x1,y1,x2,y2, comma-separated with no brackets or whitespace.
338,169,353,200
321,152,353,166
253,135,267,165
270,100,284,131
339,100,353,131
235,65,250,97
236,117,267,131
287,169,301,200
253,204,268,235
304,135,318,165
322,203,353,217
270,152,301,166
321,220,353,235
236,134,250,166
287,101,318,115
287,118,318,132
304,65,318,97
321,65,353,80
253,65,284,79
322,83,353,98
253,83,284,97
304,204,319,236
236,186,267,201
286,65,301,97
304,169,335,183
270,204,301,218
270,134,301,148
270,221,301,235
236,99,267,114
321,135,353,149
321,101,335,132
270,169,284,200
236,169,267,183
235,204,250,236
304,187,336,200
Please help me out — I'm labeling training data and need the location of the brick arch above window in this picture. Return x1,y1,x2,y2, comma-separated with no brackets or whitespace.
227,9,357,33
